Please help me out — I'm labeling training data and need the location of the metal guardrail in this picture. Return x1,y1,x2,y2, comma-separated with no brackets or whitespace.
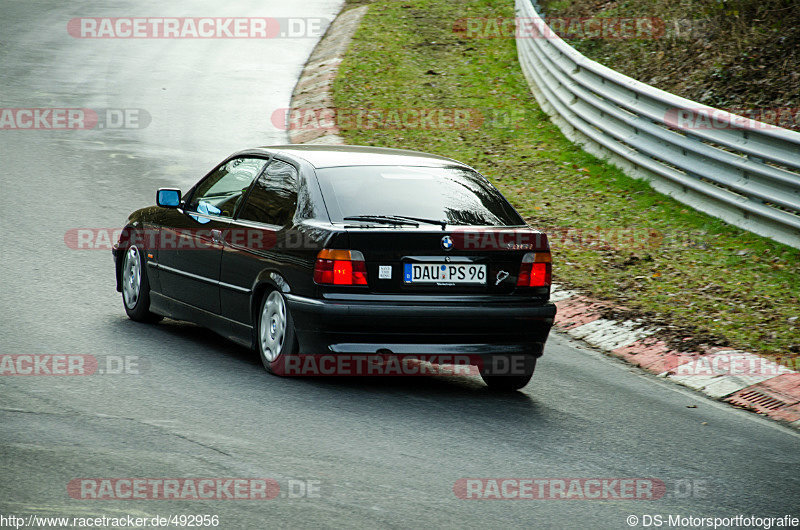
515,0,800,249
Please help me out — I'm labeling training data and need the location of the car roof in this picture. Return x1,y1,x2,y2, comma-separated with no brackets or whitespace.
243,145,471,170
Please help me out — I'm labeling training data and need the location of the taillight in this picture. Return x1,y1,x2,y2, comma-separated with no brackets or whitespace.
517,252,551,287
314,249,368,286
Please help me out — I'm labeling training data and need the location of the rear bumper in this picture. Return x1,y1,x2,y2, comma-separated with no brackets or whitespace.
285,294,556,358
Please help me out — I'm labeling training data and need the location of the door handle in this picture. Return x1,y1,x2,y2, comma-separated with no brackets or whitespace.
211,229,224,245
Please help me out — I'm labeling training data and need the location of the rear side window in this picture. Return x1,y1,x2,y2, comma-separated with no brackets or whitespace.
315,165,524,226
237,160,299,226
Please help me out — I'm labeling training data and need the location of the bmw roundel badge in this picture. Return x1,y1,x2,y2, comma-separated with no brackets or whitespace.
441,235,453,251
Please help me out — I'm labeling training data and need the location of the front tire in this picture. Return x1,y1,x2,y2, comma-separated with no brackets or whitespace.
480,357,536,391
121,244,161,323
257,290,298,375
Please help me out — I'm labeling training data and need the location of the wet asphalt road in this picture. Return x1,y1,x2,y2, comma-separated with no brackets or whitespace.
1,1,798,529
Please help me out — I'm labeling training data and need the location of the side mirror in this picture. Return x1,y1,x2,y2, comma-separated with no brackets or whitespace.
156,188,182,208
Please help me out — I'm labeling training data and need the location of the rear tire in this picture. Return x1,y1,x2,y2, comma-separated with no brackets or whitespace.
480,357,536,391
121,244,162,323
257,290,298,375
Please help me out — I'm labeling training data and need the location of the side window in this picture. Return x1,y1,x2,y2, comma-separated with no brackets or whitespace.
237,160,299,226
187,157,267,222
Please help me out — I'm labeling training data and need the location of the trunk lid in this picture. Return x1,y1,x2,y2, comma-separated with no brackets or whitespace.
343,226,549,295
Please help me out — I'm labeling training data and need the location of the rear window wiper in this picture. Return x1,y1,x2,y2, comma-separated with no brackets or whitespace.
342,215,419,227
387,215,447,230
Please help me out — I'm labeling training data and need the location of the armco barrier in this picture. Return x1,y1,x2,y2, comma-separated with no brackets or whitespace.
515,0,800,249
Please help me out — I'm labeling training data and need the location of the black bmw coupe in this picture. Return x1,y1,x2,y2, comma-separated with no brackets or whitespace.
113,145,556,390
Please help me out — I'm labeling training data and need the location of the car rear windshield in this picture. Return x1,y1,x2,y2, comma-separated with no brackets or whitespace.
315,165,524,226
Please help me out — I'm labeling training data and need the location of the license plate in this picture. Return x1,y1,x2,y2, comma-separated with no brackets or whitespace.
403,263,486,284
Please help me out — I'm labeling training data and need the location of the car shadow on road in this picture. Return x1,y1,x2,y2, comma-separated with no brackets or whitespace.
287,373,558,436
109,316,262,366
112,316,550,420
302,373,535,401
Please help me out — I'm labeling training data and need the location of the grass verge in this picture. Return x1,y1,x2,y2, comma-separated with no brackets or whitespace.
330,0,799,360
